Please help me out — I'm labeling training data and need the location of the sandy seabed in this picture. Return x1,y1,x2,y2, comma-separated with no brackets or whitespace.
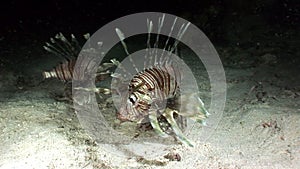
0,48,299,169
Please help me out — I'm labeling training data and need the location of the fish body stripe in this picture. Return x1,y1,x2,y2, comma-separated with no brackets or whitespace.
44,59,76,82
129,65,178,115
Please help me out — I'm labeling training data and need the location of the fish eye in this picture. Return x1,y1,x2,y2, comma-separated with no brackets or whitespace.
128,94,137,104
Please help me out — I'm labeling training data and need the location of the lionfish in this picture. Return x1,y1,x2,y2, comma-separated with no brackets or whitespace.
42,33,114,96
111,14,209,147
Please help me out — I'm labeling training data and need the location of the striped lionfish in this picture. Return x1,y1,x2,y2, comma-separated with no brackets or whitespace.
42,33,115,96
111,14,209,147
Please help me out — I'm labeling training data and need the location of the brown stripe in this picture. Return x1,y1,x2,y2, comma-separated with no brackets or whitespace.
145,68,161,90
60,62,67,81
152,67,167,94
67,60,74,79
62,61,70,80
141,71,156,90
54,65,63,81
147,68,166,99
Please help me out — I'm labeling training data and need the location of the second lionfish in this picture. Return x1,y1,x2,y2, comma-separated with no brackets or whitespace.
42,33,115,98
111,14,209,147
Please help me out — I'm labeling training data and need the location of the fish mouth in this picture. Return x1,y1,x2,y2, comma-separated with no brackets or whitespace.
117,113,129,122
116,107,133,122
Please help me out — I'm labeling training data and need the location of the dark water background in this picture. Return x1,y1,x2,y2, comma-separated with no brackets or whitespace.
0,0,299,74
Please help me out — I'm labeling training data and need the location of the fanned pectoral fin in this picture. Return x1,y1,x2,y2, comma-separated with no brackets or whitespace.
149,111,168,138
193,105,209,125
163,108,195,147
